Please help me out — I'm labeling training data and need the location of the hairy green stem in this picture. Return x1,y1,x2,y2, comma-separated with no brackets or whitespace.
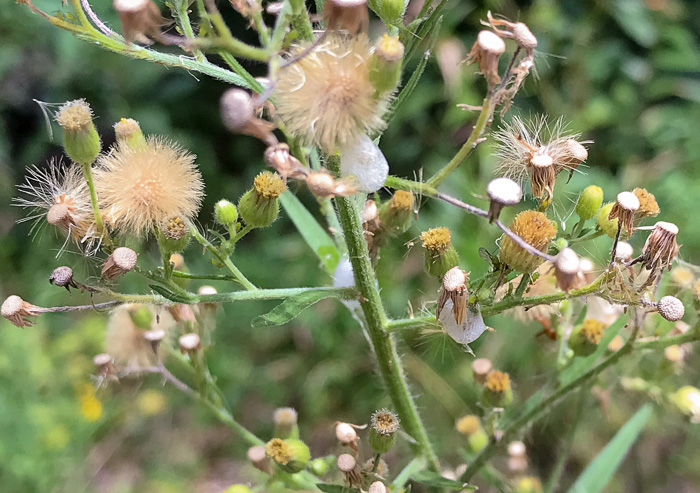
426,97,492,187
172,0,205,60
190,226,257,290
334,194,440,471
460,322,641,482
109,286,355,304
79,160,109,247
289,0,314,41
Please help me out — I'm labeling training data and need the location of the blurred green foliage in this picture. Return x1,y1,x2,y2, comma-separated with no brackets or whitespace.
1,0,700,492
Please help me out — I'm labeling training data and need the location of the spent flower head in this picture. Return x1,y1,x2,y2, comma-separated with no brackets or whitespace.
94,137,204,238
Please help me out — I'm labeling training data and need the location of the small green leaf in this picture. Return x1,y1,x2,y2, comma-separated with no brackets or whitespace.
568,404,653,493
411,470,477,490
610,0,658,48
559,314,628,387
280,191,340,276
252,289,352,327
149,284,195,304
478,247,494,268
316,484,360,493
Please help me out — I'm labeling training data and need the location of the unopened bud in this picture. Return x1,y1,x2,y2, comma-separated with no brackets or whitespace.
370,34,404,95
55,99,101,165
101,247,138,280
309,457,330,476
575,185,603,221
515,476,543,493
128,304,153,329
671,386,700,423
456,415,488,452
379,190,414,234
597,203,618,238
114,118,146,149
215,199,239,228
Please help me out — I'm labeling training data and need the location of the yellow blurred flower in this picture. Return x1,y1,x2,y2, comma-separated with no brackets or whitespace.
43,424,70,451
76,382,103,422
137,389,167,416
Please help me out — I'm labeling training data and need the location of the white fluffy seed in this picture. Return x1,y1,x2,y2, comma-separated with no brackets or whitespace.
339,135,389,193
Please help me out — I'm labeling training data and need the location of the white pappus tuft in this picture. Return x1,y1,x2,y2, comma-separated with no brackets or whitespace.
339,135,389,193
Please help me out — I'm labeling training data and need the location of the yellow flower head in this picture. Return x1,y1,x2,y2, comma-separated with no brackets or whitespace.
94,137,204,238
485,370,511,393
581,319,605,345
499,210,557,273
275,34,390,153
420,227,452,253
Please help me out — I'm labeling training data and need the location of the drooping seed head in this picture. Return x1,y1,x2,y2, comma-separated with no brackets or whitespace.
465,30,506,85
335,422,358,445
220,88,255,132
101,247,138,280
2,295,40,328
553,248,583,292
641,221,680,273
49,266,74,288
632,188,660,218
487,177,522,206
179,333,202,354
512,22,538,51
472,358,493,384
609,191,640,237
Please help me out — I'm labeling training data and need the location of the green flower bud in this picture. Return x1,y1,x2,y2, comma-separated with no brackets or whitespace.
309,457,330,477
551,237,568,254
482,370,513,408
476,287,494,305
575,185,603,220
379,190,414,235
266,438,310,474
568,319,605,357
370,34,404,96
128,304,153,329
597,202,618,238
239,172,286,228
114,118,146,149
421,227,459,278
671,386,700,422
56,99,101,165
215,199,239,227
456,415,488,453
369,409,400,454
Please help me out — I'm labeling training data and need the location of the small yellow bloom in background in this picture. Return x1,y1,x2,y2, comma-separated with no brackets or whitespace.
137,389,167,416
76,382,102,422
43,424,70,451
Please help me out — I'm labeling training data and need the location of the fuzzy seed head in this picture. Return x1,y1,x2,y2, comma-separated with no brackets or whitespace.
337,453,357,473
55,99,93,131
486,371,511,393
2,295,40,328
512,23,538,51
335,422,357,444
95,138,203,238
632,188,660,218
615,191,640,212
368,482,388,493
615,241,634,262
371,409,400,435
274,407,298,427
253,171,286,199
220,88,255,132
49,266,74,287
581,319,605,344
114,0,150,13
275,35,389,153
487,177,522,205
477,30,506,55
658,296,684,322
499,210,557,273
101,247,138,280
456,415,481,435
179,333,202,353
421,227,452,253
93,353,113,367
443,266,468,292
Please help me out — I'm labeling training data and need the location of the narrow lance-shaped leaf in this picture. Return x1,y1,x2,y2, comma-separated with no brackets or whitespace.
567,404,653,493
252,288,354,327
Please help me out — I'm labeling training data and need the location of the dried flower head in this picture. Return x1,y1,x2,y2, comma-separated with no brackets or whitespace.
657,296,684,322
275,34,390,152
14,160,100,253
466,30,506,85
266,438,291,465
304,171,357,199
93,353,118,380
105,304,175,370
179,333,202,354
485,370,511,393
101,247,138,280
114,118,145,148
368,482,388,493
2,295,41,328
94,138,204,238
248,445,271,473
337,453,361,486
49,266,81,291
493,116,588,199
264,143,308,182
371,409,400,435
614,241,634,263
638,221,680,273
437,267,469,325
499,210,557,273
632,188,660,218
472,358,493,383
552,247,584,292
220,88,277,145
323,0,369,34
608,191,639,237
335,422,358,447
113,0,163,44
486,177,522,223
484,12,537,54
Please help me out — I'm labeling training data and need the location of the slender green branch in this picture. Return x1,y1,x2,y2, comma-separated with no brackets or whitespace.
288,0,314,41
79,161,110,247
231,224,254,244
172,0,205,60
171,270,239,281
334,193,440,471
459,322,642,482
190,226,257,290
634,329,700,350
426,97,492,187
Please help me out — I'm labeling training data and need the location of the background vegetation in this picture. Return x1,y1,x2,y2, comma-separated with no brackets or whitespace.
1,0,699,492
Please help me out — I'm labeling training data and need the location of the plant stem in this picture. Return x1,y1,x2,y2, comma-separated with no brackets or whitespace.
172,0,205,61
334,194,440,472
634,329,700,350
231,224,254,244
288,0,314,41
426,96,492,187
189,226,257,290
79,160,110,248
459,321,642,483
